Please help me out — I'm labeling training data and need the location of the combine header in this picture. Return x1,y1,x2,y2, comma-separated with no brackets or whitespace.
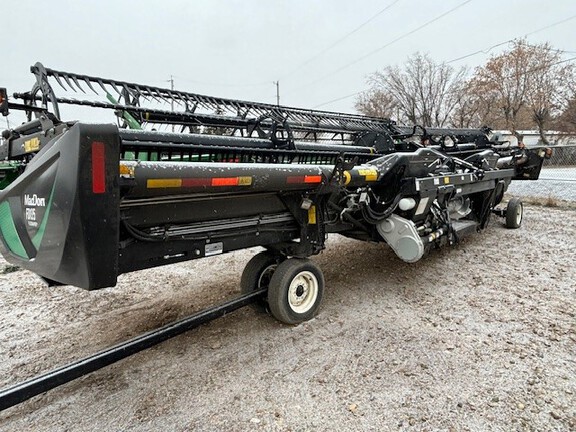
0,63,549,409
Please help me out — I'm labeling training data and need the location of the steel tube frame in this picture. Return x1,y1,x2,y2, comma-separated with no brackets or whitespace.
0,288,266,411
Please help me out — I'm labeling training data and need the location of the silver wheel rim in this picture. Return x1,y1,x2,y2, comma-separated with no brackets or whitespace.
257,264,277,288
515,204,523,225
287,271,319,314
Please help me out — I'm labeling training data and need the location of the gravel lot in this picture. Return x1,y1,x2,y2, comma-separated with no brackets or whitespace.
0,204,575,431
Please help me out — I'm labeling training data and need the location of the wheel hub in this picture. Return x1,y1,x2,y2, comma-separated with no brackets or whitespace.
516,205,523,225
287,271,318,313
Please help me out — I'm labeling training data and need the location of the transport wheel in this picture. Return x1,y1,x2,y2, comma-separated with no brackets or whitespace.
240,251,282,308
267,258,324,325
505,197,523,229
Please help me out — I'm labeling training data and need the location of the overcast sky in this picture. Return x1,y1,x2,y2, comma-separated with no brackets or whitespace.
1,0,575,125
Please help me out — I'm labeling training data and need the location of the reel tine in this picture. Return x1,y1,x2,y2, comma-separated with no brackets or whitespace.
122,84,136,105
97,79,108,95
109,81,122,96
72,76,86,94
63,74,78,92
52,72,68,91
146,87,163,104
84,77,99,95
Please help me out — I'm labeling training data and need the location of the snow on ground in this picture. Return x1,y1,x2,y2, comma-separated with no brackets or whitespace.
0,205,575,431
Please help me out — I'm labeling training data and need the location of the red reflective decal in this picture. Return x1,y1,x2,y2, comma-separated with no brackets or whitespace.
286,176,305,184
212,177,239,187
182,178,211,187
287,175,322,184
304,175,322,183
92,142,106,194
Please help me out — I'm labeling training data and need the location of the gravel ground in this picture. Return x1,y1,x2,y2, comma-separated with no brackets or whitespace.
0,204,575,431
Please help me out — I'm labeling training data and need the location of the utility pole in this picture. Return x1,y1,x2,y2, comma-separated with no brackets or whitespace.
169,75,175,132
273,81,280,106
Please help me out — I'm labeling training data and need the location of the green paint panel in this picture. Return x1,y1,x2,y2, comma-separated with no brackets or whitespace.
0,162,23,190
0,202,29,259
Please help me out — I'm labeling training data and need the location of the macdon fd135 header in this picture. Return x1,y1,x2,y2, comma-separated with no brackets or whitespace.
0,62,550,325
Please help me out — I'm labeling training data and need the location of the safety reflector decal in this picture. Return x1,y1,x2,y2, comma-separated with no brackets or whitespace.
286,175,322,184
92,142,106,194
358,169,378,182
147,176,253,189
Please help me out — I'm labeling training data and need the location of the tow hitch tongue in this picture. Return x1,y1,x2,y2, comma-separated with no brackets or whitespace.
0,289,266,411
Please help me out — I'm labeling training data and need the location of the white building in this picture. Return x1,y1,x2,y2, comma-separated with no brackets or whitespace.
492,130,576,147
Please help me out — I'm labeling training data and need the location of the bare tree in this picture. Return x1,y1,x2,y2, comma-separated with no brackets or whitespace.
467,40,575,141
523,43,574,143
467,42,528,133
449,81,486,128
556,93,576,133
355,89,397,119
356,53,468,127
555,76,576,133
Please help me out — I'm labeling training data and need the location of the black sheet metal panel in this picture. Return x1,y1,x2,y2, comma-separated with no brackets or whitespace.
120,193,290,227
118,226,298,274
0,123,120,289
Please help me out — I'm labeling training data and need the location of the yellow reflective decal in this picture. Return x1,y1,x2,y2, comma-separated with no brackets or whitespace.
119,164,135,178
308,205,317,224
147,179,182,188
24,137,40,153
238,176,253,186
358,169,378,181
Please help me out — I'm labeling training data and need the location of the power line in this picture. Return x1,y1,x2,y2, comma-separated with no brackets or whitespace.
525,13,576,38
520,55,576,77
287,0,473,94
282,0,403,79
310,13,576,111
446,13,576,64
159,2,404,94
172,75,271,89
273,81,280,106
312,91,362,109
311,55,576,111
448,42,576,64
152,3,403,93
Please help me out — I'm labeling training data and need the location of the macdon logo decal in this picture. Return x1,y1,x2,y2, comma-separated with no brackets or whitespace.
23,194,47,227
24,194,46,207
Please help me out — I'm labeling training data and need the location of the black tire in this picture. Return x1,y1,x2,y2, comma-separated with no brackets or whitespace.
505,197,523,229
267,258,324,325
240,251,282,309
